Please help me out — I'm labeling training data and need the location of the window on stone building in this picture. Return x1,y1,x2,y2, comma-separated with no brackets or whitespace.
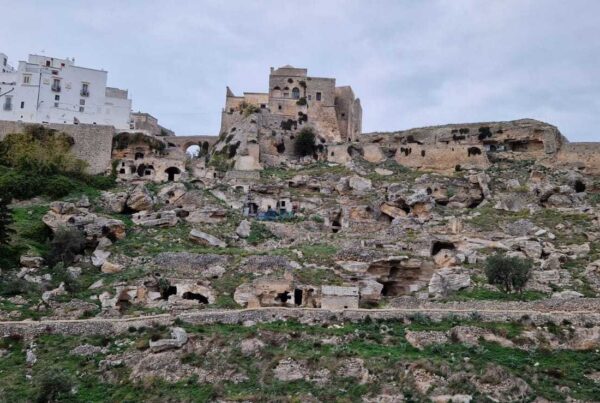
292,87,300,99
45,60,50,67
80,99,85,106
81,82,89,97
278,104,282,110
79,106,84,112
23,75,30,84
283,92,289,97
55,95,60,101
308,95,312,100
316,92,322,101
20,101,24,109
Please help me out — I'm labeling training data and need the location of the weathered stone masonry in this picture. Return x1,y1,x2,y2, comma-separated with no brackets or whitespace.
0,120,114,174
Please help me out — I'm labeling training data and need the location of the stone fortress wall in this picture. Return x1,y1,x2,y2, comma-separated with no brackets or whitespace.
0,120,114,174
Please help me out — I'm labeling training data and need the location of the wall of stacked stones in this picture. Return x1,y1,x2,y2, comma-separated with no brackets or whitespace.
3,299,600,337
0,120,114,174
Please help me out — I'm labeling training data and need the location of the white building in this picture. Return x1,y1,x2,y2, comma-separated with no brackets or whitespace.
0,53,132,130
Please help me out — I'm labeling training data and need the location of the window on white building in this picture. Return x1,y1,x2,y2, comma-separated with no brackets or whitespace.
51,79,61,92
3,96,12,111
54,102,59,108
20,101,24,109
79,106,85,112
81,83,89,97
55,95,60,101
23,75,31,84
80,99,85,106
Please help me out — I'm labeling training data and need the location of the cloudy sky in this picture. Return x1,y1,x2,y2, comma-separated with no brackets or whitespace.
4,0,599,141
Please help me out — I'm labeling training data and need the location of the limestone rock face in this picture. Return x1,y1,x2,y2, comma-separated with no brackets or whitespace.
362,144,385,163
100,191,128,213
189,229,226,248
148,328,188,353
132,210,179,227
348,175,372,192
19,255,44,268
428,267,471,296
126,185,154,212
273,358,307,381
42,202,126,241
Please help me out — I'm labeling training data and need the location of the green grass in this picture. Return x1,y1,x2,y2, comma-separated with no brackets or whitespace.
2,318,597,401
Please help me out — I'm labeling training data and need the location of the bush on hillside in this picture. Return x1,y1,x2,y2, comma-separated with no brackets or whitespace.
485,253,532,293
34,368,73,403
294,127,316,157
0,125,87,175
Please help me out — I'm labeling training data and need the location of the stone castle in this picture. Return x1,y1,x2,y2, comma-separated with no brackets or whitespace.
214,66,362,170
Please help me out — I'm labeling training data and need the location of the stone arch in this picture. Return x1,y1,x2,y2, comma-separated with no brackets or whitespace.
271,86,282,98
292,87,300,100
134,152,144,160
165,166,181,182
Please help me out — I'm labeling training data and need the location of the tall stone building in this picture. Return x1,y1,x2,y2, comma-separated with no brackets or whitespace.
220,65,362,143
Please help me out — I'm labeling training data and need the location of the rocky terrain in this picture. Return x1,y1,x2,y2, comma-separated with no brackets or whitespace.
1,121,600,401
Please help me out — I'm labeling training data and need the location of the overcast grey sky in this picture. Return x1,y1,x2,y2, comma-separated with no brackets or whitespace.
3,0,599,141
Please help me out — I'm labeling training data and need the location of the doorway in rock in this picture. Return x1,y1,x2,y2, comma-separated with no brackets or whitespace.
165,166,181,181
294,289,303,306
276,291,291,304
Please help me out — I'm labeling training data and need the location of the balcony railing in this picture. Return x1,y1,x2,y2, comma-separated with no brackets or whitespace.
51,85,61,92
80,90,89,97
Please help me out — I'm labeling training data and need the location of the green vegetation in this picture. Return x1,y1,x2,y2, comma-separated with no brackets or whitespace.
294,127,316,157
112,131,166,153
246,221,275,245
485,253,532,293
239,101,260,117
0,319,598,401
0,193,13,246
44,227,86,267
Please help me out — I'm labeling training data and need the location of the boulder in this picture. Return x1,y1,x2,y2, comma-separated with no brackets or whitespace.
348,175,372,192
428,267,471,296
148,327,188,353
362,144,385,163
126,185,154,212
132,210,178,227
236,220,251,238
101,261,123,274
358,279,384,302
100,191,128,213
19,255,44,269
92,249,111,267
189,229,226,248
240,338,265,356
273,358,307,381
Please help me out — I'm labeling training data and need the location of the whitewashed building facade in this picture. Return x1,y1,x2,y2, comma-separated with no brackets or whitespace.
0,53,132,130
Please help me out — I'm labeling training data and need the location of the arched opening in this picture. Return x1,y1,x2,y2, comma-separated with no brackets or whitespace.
134,152,144,160
292,87,300,100
182,292,209,304
271,86,282,98
137,164,147,177
431,241,456,256
276,291,291,304
160,285,177,300
331,212,342,233
165,166,181,181
186,144,200,158
574,180,586,193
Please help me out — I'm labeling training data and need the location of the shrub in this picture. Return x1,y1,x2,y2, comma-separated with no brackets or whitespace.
44,227,86,267
34,368,73,403
247,222,274,245
294,127,316,157
485,253,532,293
296,97,307,106
112,132,166,153
0,125,87,175
43,176,79,199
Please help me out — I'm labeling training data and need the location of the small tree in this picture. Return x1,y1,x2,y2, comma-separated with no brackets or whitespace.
294,127,316,157
35,368,73,402
485,253,532,293
45,227,86,267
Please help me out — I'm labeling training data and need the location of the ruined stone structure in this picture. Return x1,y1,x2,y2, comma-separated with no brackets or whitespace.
214,65,361,170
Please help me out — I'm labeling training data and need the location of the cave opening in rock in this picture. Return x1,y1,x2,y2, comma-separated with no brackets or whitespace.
276,291,291,303
294,289,303,306
161,285,177,300
182,292,209,304
574,180,586,193
431,241,456,256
